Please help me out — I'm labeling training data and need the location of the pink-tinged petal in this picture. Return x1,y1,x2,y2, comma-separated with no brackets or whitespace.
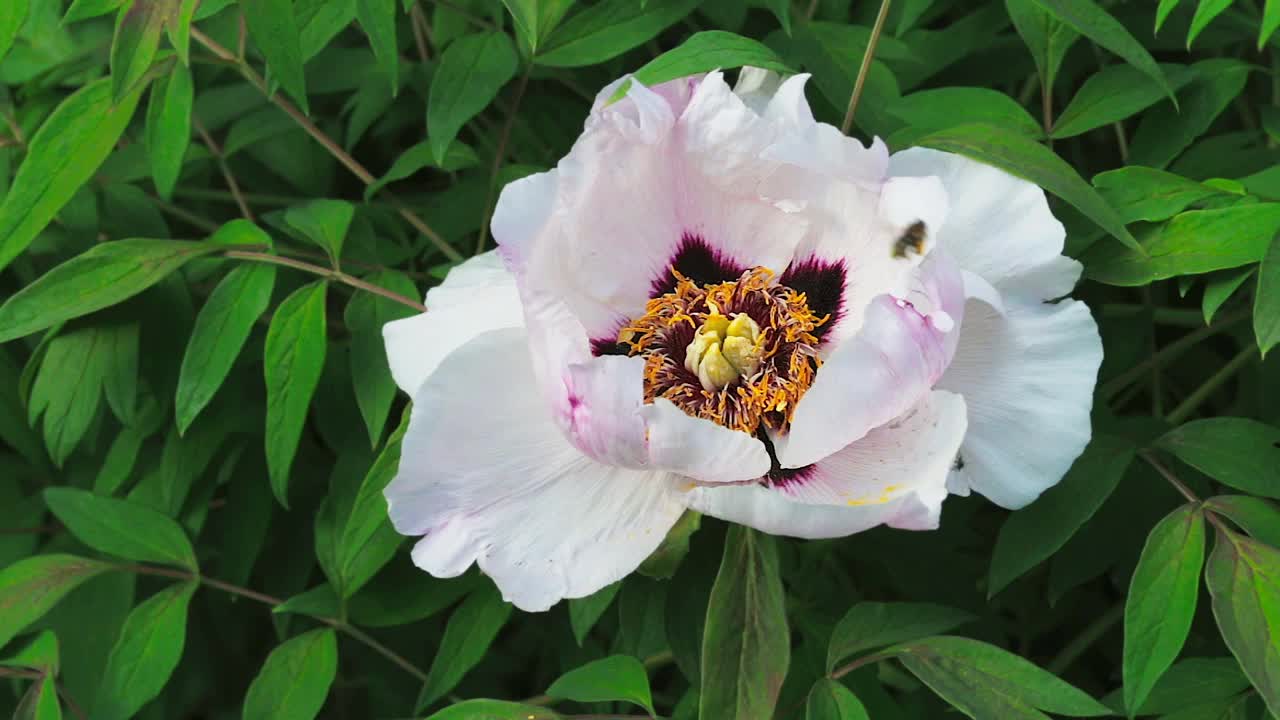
688,393,967,540
382,252,523,397
639,398,772,483
777,253,965,470
938,295,1102,509
888,147,1080,302
384,327,688,612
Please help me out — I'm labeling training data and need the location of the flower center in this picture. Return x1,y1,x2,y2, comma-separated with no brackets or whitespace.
617,267,826,434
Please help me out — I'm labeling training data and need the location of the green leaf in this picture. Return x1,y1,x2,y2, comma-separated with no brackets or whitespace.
274,584,339,620
175,263,276,434
110,0,167,101
699,527,789,720
629,30,793,89
893,636,1112,718
568,581,621,647
427,32,517,165
501,0,574,55
423,700,560,720
264,281,328,508
1156,0,1181,32
1005,0,1079,93
355,0,397,94
14,675,61,720
242,628,338,720
240,0,309,114
989,435,1136,596
0,555,111,651
537,0,700,68
365,140,479,200
27,328,111,466
144,62,193,200
167,0,199,65
1052,64,1194,139
888,87,1043,138
284,200,354,266
1105,657,1251,716
102,322,139,426
419,585,514,710
827,602,976,673
64,0,124,23
0,0,28,61
0,78,145,273
1028,0,1175,103
1262,0,1280,49
90,581,196,720
0,239,222,344
1129,59,1252,169
1,631,61,674
1205,528,1280,717
1254,231,1280,356
1123,503,1207,715
1156,418,1280,499
1187,0,1232,46
638,510,700,579
333,413,408,597
344,271,417,447
546,655,655,716
1083,205,1280,286
43,488,198,571
805,679,870,720
1094,166,1224,225
1204,267,1255,325
916,123,1139,250
1207,496,1280,548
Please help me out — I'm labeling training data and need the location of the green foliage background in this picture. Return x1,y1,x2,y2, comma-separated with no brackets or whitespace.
1,0,1280,718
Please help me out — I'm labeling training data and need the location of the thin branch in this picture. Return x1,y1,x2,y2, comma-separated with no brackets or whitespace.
1165,345,1258,425
224,249,427,312
1100,311,1249,402
1139,450,1202,504
339,624,428,683
194,115,255,221
1046,602,1123,674
841,0,892,134
477,68,532,255
830,650,894,680
146,192,220,233
410,2,432,61
189,27,462,262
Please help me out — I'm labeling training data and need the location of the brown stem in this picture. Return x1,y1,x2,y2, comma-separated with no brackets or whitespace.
194,115,255,221
224,249,427,312
410,2,432,61
1139,450,1232,533
830,650,894,680
477,68,532,255
338,623,428,683
190,27,462,262
55,682,88,720
145,192,220,233
841,0,892,134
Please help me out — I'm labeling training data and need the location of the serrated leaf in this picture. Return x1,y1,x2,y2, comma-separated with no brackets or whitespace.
1207,496,1280,548
1084,204,1280,286
569,581,621,647
176,263,276,434
0,239,222,344
1052,64,1194,139
699,527,789,720
355,0,397,94
284,200,354,266
1124,504,1207,715
43,488,198,571
427,32,517,165
242,628,338,720
418,585,514,710
240,0,309,114
0,555,111,651
1254,231,1280,356
110,0,167,101
916,123,1139,250
805,679,870,720
827,602,977,673
264,281,328,508
144,62,193,200
894,636,1112,718
537,0,700,68
547,655,655,716
1156,418,1280,499
1205,529,1280,717
1028,0,1175,104
0,78,145,273
90,581,196,720
989,435,1136,596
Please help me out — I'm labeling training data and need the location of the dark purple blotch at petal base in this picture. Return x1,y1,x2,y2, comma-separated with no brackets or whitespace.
779,257,847,341
649,232,746,298
759,430,815,488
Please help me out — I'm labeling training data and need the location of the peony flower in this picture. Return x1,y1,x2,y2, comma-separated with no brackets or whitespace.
382,69,1102,612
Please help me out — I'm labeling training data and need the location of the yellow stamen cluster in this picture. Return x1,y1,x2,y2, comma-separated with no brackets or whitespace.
617,267,826,434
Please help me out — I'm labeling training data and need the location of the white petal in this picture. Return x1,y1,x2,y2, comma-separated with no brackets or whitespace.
778,254,964,469
382,251,523,397
937,296,1102,508
689,392,967,540
640,398,772,483
888,147,1081,302
385,327,688,612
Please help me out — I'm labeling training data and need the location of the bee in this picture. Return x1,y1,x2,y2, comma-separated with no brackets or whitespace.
892,220,928,259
